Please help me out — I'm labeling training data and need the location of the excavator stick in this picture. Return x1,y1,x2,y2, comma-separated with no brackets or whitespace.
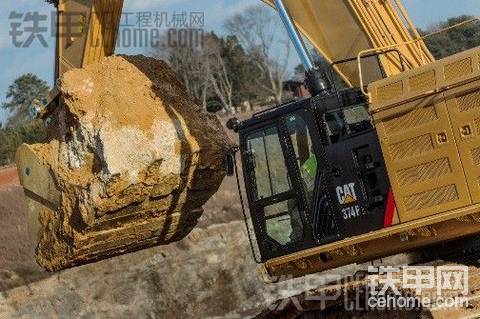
55,0,124,78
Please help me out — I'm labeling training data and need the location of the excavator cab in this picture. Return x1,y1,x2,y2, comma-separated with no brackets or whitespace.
230,87,390,262
224,0,395,264
226,1,480,280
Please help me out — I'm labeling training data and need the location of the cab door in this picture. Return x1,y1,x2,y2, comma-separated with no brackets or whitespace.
282,109,342,244
241,121,314,261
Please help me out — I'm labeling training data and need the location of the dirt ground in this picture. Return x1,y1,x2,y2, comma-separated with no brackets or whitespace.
0,167,48,291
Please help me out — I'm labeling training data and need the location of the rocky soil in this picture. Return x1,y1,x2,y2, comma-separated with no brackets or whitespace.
0,221,265,318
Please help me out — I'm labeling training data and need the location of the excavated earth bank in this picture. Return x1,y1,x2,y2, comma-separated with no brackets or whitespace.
18,55,231,271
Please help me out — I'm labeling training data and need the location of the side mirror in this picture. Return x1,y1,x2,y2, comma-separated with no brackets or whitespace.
226,117,240,132
224,151,236,176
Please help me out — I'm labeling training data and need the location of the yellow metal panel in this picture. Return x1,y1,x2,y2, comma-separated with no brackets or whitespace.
57,0,93,78
56,0,123,79
444,57,474,82
409,70,436,93
369,47,480,223
377,80,404,104
369,47,480,114
375,95,471,222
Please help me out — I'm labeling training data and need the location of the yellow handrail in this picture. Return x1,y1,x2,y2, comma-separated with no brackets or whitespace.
357,17,480,98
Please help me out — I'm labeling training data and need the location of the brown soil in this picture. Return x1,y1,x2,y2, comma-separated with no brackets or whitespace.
0,166,19,186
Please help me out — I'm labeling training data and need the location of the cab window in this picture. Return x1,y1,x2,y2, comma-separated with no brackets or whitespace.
245,126,291,201
286,113,317,202
325,104,371,144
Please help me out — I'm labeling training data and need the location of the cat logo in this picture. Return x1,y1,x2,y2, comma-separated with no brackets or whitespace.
336,183,357,205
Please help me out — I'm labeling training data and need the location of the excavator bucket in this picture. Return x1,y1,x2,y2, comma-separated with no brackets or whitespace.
13,1,230,271
16,55,231,271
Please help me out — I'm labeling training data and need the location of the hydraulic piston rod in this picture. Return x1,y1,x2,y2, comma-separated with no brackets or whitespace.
273,0,327,95
273,0,314,71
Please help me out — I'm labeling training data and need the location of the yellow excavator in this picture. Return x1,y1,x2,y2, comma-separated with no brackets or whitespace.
17,0,480,279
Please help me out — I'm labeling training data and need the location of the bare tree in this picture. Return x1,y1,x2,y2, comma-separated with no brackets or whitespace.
204,36,235,113
155,33,236,112
225,5,291,104
157,44,209,108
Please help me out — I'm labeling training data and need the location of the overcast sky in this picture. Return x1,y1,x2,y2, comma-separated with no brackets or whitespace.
0,0,479,124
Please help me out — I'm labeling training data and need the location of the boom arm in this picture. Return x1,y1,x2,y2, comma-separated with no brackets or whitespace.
263,0,434,87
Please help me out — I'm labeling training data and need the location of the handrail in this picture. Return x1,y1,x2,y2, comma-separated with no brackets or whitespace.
357,17,480,98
